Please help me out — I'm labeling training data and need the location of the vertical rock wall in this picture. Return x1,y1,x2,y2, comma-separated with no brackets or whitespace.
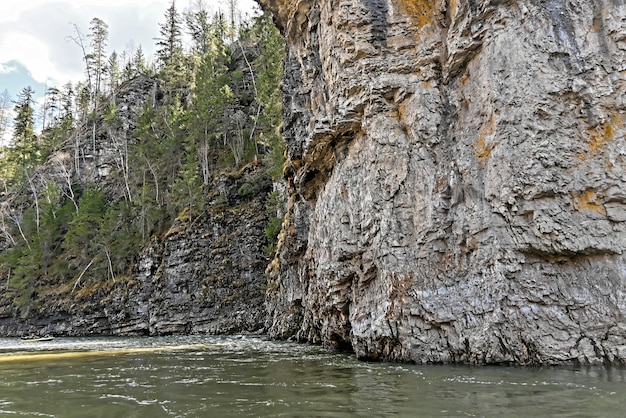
260,0,626,364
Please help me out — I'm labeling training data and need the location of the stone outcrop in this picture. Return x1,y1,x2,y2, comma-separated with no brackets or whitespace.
0,167,271,337
260,0,626,364
146,169,272,335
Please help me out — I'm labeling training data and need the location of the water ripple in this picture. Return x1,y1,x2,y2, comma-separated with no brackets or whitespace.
0,336,624,417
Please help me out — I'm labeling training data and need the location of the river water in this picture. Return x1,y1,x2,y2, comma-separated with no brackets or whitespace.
0,336,624,417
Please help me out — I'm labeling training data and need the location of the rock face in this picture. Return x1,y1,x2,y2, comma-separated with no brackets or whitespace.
260,0,626,364
146,170,272,335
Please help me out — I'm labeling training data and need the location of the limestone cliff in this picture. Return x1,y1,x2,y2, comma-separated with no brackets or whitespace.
260,0,626,364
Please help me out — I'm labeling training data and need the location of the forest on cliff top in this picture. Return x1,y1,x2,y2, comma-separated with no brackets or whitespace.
0,2,285,318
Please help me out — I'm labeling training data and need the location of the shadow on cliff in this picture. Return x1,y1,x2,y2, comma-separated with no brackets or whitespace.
364,0,389,47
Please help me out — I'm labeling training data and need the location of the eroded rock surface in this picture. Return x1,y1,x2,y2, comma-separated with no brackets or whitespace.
147,169,272,335
261,0,626,364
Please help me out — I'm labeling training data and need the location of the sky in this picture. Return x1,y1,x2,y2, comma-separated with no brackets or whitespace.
0,0,260,104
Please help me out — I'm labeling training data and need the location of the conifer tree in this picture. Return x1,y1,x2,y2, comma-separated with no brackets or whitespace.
42,86,62,130
11,86,38,168
249,12,286,178
228,0,239,42
68,23,93,103
60,82,75,121
89,17,109,99
107,51,120,93
155,1,189,103
64,187,107,286
156,1,183,68
0,4,290,314
185,0,212,57
133,45,147,76
188,24,233,182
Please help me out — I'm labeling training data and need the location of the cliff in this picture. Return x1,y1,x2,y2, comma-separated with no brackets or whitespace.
260,0,626,364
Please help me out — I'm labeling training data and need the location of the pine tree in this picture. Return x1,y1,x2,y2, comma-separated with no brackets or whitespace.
188,27,233,182
60,82,75,120
155,1,190,104
0,4,289,313
249,11,286,178
228,0,239,43
107,51,120,93
68,23,93,103
133,45,147,75
170,140,202,217
185,0,212,57
42,86,62,130
11,86,38,168
64,187,107,286
156,1,183,68
88,17,109,99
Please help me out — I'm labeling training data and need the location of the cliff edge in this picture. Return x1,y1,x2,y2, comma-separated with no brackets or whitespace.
260,0,626,364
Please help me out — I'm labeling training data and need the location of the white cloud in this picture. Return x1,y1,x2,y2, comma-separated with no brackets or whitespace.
0,31,68,86
0,0,261,89
0,63,18,75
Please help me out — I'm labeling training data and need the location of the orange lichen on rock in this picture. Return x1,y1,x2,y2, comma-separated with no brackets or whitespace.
397,98,411,125
474,114,497,163
395,0,440,28
574,152,587,161
588,113,624,153
448,0,457,14
573,189,606,216
459,73,469,86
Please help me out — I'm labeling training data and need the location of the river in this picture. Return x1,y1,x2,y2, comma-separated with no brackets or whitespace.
0,336,624,417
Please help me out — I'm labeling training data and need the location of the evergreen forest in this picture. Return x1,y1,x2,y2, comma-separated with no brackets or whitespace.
0,1,286,318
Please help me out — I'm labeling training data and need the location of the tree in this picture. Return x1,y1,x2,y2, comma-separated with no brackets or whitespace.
11,86,38,169
0,3,289,317
68,23,93,102
68,18,108,150
64,187,107,286
170,140,202,217
213,11,228,42
107,51,120,94
185,0,214,57
188,31,233,183
155,1,190,103
59,82,75,121
87,17,109,151
156,1,183,68
42,86,62,130
241,11,286,178
103,102,133,202
88,17,109,99
228,0,239,43
132,45,147,76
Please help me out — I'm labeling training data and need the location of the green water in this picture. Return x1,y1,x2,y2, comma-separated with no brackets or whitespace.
0,336,624,417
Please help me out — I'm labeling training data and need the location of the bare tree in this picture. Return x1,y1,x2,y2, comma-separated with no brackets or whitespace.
67,23,93,98
52,153,79,212
23,168,40,233
105,122,133,203
0,204,17,247
0,89,12,141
